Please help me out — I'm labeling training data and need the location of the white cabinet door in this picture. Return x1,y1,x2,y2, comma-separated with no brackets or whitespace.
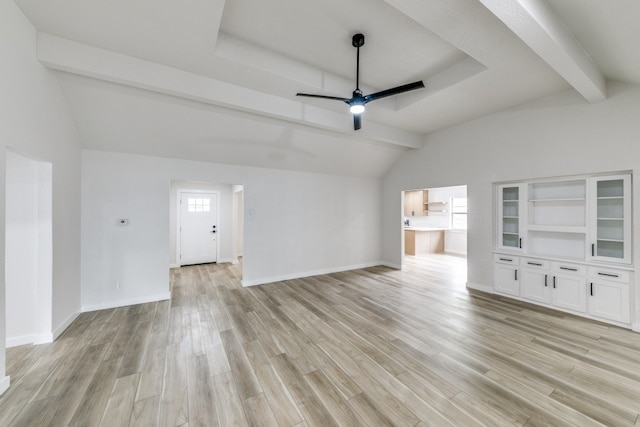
520,268,549,304
520,258,550,303
588,175,631,264
497,184,525,251
588,280,630,324
551,273,587,313
494,262,519,296
587,267,631,324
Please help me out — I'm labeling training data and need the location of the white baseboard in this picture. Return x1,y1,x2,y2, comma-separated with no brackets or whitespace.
241,261,382,287
34,333,54,345
82,292,171,313
444,250,467,256
632,322,640,333
52,310,80,341
169,263,179,269
0,376,9,396
217,258,234,264
466,281,493,293
6,334,36,348
380,261,402,270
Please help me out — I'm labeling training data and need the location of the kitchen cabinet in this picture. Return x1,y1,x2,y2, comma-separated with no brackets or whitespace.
405,230,444,255
404,190,425,216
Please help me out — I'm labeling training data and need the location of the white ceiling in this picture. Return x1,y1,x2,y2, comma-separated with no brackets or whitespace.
15,0,640,177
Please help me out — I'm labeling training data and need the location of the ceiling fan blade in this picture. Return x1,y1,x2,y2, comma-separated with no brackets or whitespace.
353,114,362,130
364,81,425,103
296,93,351,103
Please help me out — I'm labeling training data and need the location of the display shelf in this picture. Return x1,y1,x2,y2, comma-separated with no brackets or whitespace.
529,198,585,202
527,225,587,234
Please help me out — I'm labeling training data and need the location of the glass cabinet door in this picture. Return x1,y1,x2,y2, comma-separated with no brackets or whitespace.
591,175,631,264
499,185,523,250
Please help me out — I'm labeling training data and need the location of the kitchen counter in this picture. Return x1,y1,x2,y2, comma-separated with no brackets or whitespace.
404,226,449,231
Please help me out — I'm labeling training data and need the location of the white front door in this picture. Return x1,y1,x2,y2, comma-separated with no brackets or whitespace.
180,192,218,266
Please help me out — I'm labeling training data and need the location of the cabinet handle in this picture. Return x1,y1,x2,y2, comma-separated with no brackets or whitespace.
519,238,522,249
559,266,578,272
591,244,595,256
544,274,548,287
515,270,518,281
527,262,542,266
597,272,619,278
553,276,556,288
499,258,513,262
590,282,594,296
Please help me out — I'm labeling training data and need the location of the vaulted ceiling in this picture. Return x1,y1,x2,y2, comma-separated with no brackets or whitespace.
15,0,640,177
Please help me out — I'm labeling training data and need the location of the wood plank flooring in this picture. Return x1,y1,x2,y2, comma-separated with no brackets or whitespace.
2,254,640,426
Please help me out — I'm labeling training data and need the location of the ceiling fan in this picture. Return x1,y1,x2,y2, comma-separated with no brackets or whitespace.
296,33,425,130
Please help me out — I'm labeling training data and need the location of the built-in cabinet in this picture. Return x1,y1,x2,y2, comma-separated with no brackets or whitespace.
494,172,633,327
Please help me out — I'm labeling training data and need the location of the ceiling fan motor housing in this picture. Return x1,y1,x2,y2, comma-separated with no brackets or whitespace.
352,33,365,48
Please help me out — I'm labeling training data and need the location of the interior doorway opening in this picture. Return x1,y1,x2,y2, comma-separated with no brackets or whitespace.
169,181,244,274
401,184,467,289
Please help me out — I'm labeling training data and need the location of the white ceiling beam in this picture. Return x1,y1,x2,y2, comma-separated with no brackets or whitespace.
36,33,423,149
477,0,606,102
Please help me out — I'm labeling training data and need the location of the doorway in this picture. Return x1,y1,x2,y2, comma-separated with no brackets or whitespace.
170,181,243,271
402,184,467,288
5,151,53,347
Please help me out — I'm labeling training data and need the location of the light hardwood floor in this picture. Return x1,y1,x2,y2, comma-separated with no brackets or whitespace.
2,254,640,426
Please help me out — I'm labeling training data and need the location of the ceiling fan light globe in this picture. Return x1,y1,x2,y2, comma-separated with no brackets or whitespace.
350,104,365,114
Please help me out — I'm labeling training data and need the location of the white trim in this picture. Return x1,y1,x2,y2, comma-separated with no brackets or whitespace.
177,190,220,267
0,376,10,396
216,257,234,264
632,322,640,333
169,263,179,269
81,292,171,313
381,261,402,270
6,334,36,348
241,262,382,287
34,333,54,345
52,311,81,341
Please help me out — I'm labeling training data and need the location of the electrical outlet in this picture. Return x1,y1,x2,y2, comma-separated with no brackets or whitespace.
480,270,486,278
116,280,121,289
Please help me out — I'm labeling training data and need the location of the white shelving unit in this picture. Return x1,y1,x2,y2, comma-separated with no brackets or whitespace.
493,172,633,328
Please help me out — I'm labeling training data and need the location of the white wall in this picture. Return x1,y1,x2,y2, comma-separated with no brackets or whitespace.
169,181,236,267
6,152,38,346
81,149,382,309
383,81,640,330
0,1,82,394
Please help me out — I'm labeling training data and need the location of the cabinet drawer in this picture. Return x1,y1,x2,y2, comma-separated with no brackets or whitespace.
551,261,586,276
494,254,518,265
588,266,630,283
521,258,549,269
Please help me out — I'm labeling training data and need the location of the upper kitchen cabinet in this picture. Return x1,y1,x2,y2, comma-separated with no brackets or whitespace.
589,175,631,264
497,184,525,251
404,190,426,216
